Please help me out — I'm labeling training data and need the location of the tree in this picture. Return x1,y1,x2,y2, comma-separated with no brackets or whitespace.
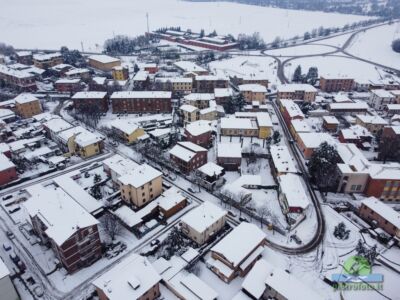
308,142,341,193
161,227,192,259
392,39,400,53
355,239,367,257
90,184,102,200
101,212,121,241
333,222,350,240
378,134,400,163
259,205,270,228
271,36,281,48
272,131,280,144
306,67,318,85
303,32,311,40
94,174,102,184
199,29,205,38
133,63,140,73
60,47,86,67
292,65,302,82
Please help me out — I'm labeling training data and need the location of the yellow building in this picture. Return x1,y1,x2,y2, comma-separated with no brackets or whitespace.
183,93,214,109
57,126,104,158
199,106,218,121
156,77,193,93
111,120,145,144
14,93,42,118
112,66,129,81
355,114,388,134
118,164,163,208
88,55,121,72
233,112,273,139
180,104,199,124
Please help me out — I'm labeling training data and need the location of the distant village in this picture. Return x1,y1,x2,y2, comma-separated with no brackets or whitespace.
0,24,399,300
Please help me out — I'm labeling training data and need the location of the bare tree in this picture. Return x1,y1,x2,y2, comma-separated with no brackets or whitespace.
101,212,121,241
259,205,271,228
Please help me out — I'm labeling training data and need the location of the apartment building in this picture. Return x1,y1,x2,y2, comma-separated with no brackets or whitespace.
183,93,214,109
220,117,258,137
0,154,17,186
235,112,273,139
111,91,172,113
93,254,161,300
111,120,145,144
217,143,242,171
14,93,42,118
193,75,229,93
173,61,209,75
277,84,317,102
112,66,129,81
55,78,83,93
180,104,199,124
0,65,37,91
88,55,121,71
184,120,213,148
118,164,163,208
208,222,266,283
15,51,33,65
320,76,354,92
24,185,102,273
156,77,193,93
214,88,234,106
169,141,207,174
72,91,109,113
328,102,369,115
322,116,340,132
355,114,388,134
359,197,400,238
33,52,63,69
238,84,267,103
277,99,305,127
368,89,396,110
180,201,227,245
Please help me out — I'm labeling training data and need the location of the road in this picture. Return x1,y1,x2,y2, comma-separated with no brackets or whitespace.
261,20,400,84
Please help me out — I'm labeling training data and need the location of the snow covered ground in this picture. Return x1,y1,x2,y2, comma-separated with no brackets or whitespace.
0,0,370,50
284,55,399,82
347,22,400,69
264,44,336,57
209,55,280,86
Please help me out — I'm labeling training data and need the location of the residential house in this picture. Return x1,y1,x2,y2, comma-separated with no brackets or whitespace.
169,141,208,174
0,65,36,91
328,101,369,115
14,93,42,118
208,222,266,283
193,75,229,93
296,132,335,159
0,154,17,186
180,104,199,124
217,143,242,171
88,55,121,71
112,66,129,81
33,52,63,69
355,114,388,134
322,115,340,132
184,120,213,148
278,174,310,214
277,84,317,102
369,89,395,110
214,88,234,106
55,78,83,93
238,84,267,103
320,76,354,92
180,201,227,245
118,164,163,208
269,145,297,177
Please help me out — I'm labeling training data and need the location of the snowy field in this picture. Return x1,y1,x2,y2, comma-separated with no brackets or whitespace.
264,44,336,57
284,55,399,82
209,55,280,85
0,0,370,50
347,22,400,69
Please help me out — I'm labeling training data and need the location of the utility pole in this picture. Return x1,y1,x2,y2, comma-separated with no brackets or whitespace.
146,12,150,33
81,41,84,53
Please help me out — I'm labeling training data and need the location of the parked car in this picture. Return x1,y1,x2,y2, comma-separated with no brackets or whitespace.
6,231,15,239
227,210,237,218
238,216,249,223
9,207,21,214
9,252,20,263
17,260,26,272
150,239,160,247
2,195,13,201
3,242,12,251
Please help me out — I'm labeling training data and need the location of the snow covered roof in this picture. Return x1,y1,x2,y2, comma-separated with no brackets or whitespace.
180,104,198,113
14,93,38,104
290,119,311,132
65,68,90,76
185,120,212,136
238,84,267,93
297,132,335,148
16,51,32,57
279,99,304,119
43,118,73,133
24,185,99,246
174,61,207,73
356,114,388,125
221,117,257,130
148,128,170,138
278,174,309,210
181,201,227,233
386,104,400,111
214,88,233,98
92,76,107,85
170,142,207,162
195,75,228,81
33,52,61,61
72,91,107,99
74,129,103,148
111,120,139,135
118,164,162,188
168,271,218,300
198,162,224,177
323,115,340,124
133,70,149,81
211,222,265,268
217,143,241,158
103,154,139,178
371,89,395,98
340,125,372,140
156,77,192,83
0,259,10,280
0,108,15,119
53,176,103,215
111,91,171,99
55,78,81,84
184,93,215,101
361,197,400,228
329,101,369,110
0,153,15,171
278,83,317,93
0,64,34,79
263,259,322,300
88,54,120,64
270,145,297,173
93,254,161,300
157,187,186,212
241,259,270,299
334,93,352,103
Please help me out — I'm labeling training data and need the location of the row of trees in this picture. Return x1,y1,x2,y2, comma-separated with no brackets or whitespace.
237,32,266,50
104,34,151,55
